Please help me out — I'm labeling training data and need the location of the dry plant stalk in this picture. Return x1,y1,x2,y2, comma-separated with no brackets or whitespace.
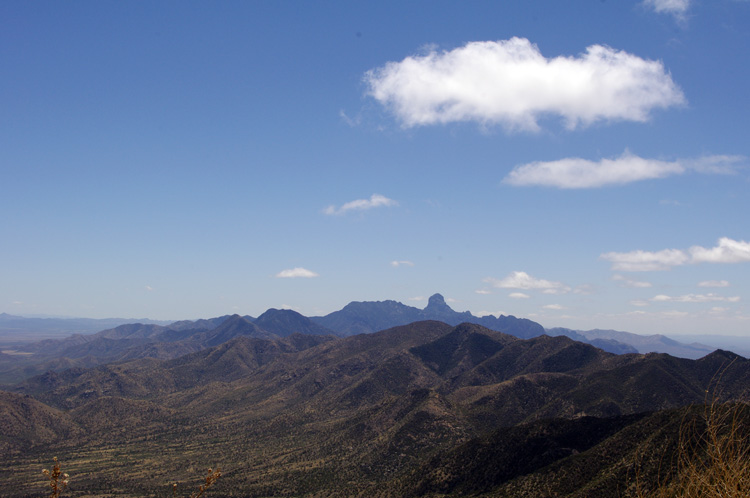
672,401,750,497
173,467,222,498
41,457,69,498
636,401,750,498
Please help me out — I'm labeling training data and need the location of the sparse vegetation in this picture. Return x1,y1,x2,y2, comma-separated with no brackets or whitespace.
41,458,222,498
2,323,747,497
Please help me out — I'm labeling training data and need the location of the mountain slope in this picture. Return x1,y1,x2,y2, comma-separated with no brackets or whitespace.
253,308,337,337
3,320,745,497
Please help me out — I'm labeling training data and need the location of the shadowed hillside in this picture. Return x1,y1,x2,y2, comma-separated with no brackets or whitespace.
1,320,747,496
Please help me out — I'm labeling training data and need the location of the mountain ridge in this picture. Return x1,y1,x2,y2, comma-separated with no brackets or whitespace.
2,319,749,496
0,293,737,386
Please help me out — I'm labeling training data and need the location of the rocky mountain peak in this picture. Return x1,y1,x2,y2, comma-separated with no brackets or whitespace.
425,293,452,313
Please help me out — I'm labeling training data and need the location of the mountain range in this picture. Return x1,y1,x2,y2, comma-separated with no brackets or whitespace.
1,318,748,497
1,293,721,388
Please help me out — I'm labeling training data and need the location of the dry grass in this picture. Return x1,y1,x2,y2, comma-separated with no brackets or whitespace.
636,400,750,497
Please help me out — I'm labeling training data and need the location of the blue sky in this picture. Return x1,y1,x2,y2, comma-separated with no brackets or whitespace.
2,1,749,336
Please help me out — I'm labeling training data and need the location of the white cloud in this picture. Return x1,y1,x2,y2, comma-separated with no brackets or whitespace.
600,248,690,272
698,280,730,288
612,274,653,288
643,0,690,21
503,153,742,189
324,194,398,216
684,155,744,174
390,260,415,267
365,38,684,131
275,267,319,279
505,152,683,189
475,289,492,295
408,296,426,302
485,271,571,294
651,293,740,303
689,237,750,264
601,238,750,271
630,300,650,307
509,292,531,299
544,304,565,310
145,285,154,291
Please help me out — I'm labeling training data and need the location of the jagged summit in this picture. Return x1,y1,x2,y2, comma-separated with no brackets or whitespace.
424,293,452,313
312,292,545,339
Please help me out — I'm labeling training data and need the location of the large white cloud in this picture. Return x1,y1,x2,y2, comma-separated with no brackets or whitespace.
504,153,742,189
323,194,398,216
485,271,571,294
601,237,750,271
365,38,684,131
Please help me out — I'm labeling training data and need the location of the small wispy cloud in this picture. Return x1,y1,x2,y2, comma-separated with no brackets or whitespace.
365,37,684,131
662,310,690,318
145,285,154,292
323,194,398,216
509,292,531,299
475,289,492,295
698,280,730,288
275,267,320,278
651,293,741,303
601,237,750,271
643,0,690,22
660,199,683,206
601,248,690,272
612,274,653,288
391,260,415,267
339,109,361,127
543,304,565,310
484,271,571,294
503,153,742,189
